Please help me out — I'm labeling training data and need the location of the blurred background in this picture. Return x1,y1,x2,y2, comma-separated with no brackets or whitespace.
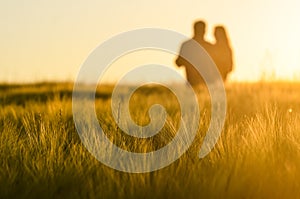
1,0,300,83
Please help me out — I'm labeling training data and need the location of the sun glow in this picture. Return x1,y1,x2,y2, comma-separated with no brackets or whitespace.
0,0,300,82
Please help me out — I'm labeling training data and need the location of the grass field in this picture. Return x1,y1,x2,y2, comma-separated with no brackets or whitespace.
0,82,300,199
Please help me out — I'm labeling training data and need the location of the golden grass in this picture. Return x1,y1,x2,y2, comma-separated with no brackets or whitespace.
0,82,300,198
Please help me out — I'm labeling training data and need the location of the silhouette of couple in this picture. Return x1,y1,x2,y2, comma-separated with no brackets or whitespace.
176,21,233,86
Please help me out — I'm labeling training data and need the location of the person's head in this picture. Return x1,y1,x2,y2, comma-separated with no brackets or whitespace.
193,21,206,39
214,26,228,41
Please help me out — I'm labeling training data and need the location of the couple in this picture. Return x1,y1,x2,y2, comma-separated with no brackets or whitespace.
176,21,233,86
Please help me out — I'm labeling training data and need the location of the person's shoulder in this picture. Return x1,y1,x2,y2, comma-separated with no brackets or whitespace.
181,39,196,48
182,39,194,45
201,41,214,50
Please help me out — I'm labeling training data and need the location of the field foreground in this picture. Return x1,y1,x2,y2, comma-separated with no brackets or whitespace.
0,82,300,199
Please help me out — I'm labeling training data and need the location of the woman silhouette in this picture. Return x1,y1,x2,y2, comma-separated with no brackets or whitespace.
212,26,233,81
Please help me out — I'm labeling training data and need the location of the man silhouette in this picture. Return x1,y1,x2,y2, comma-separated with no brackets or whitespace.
176,21,214,86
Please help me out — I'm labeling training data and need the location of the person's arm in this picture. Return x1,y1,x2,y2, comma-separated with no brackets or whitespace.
227,47,233,72
175,56,184,67
175,42,187,67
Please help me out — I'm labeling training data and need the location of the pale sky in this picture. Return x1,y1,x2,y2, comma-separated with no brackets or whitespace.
1,0,300,83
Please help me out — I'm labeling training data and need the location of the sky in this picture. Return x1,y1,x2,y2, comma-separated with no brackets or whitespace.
1,0,300,83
